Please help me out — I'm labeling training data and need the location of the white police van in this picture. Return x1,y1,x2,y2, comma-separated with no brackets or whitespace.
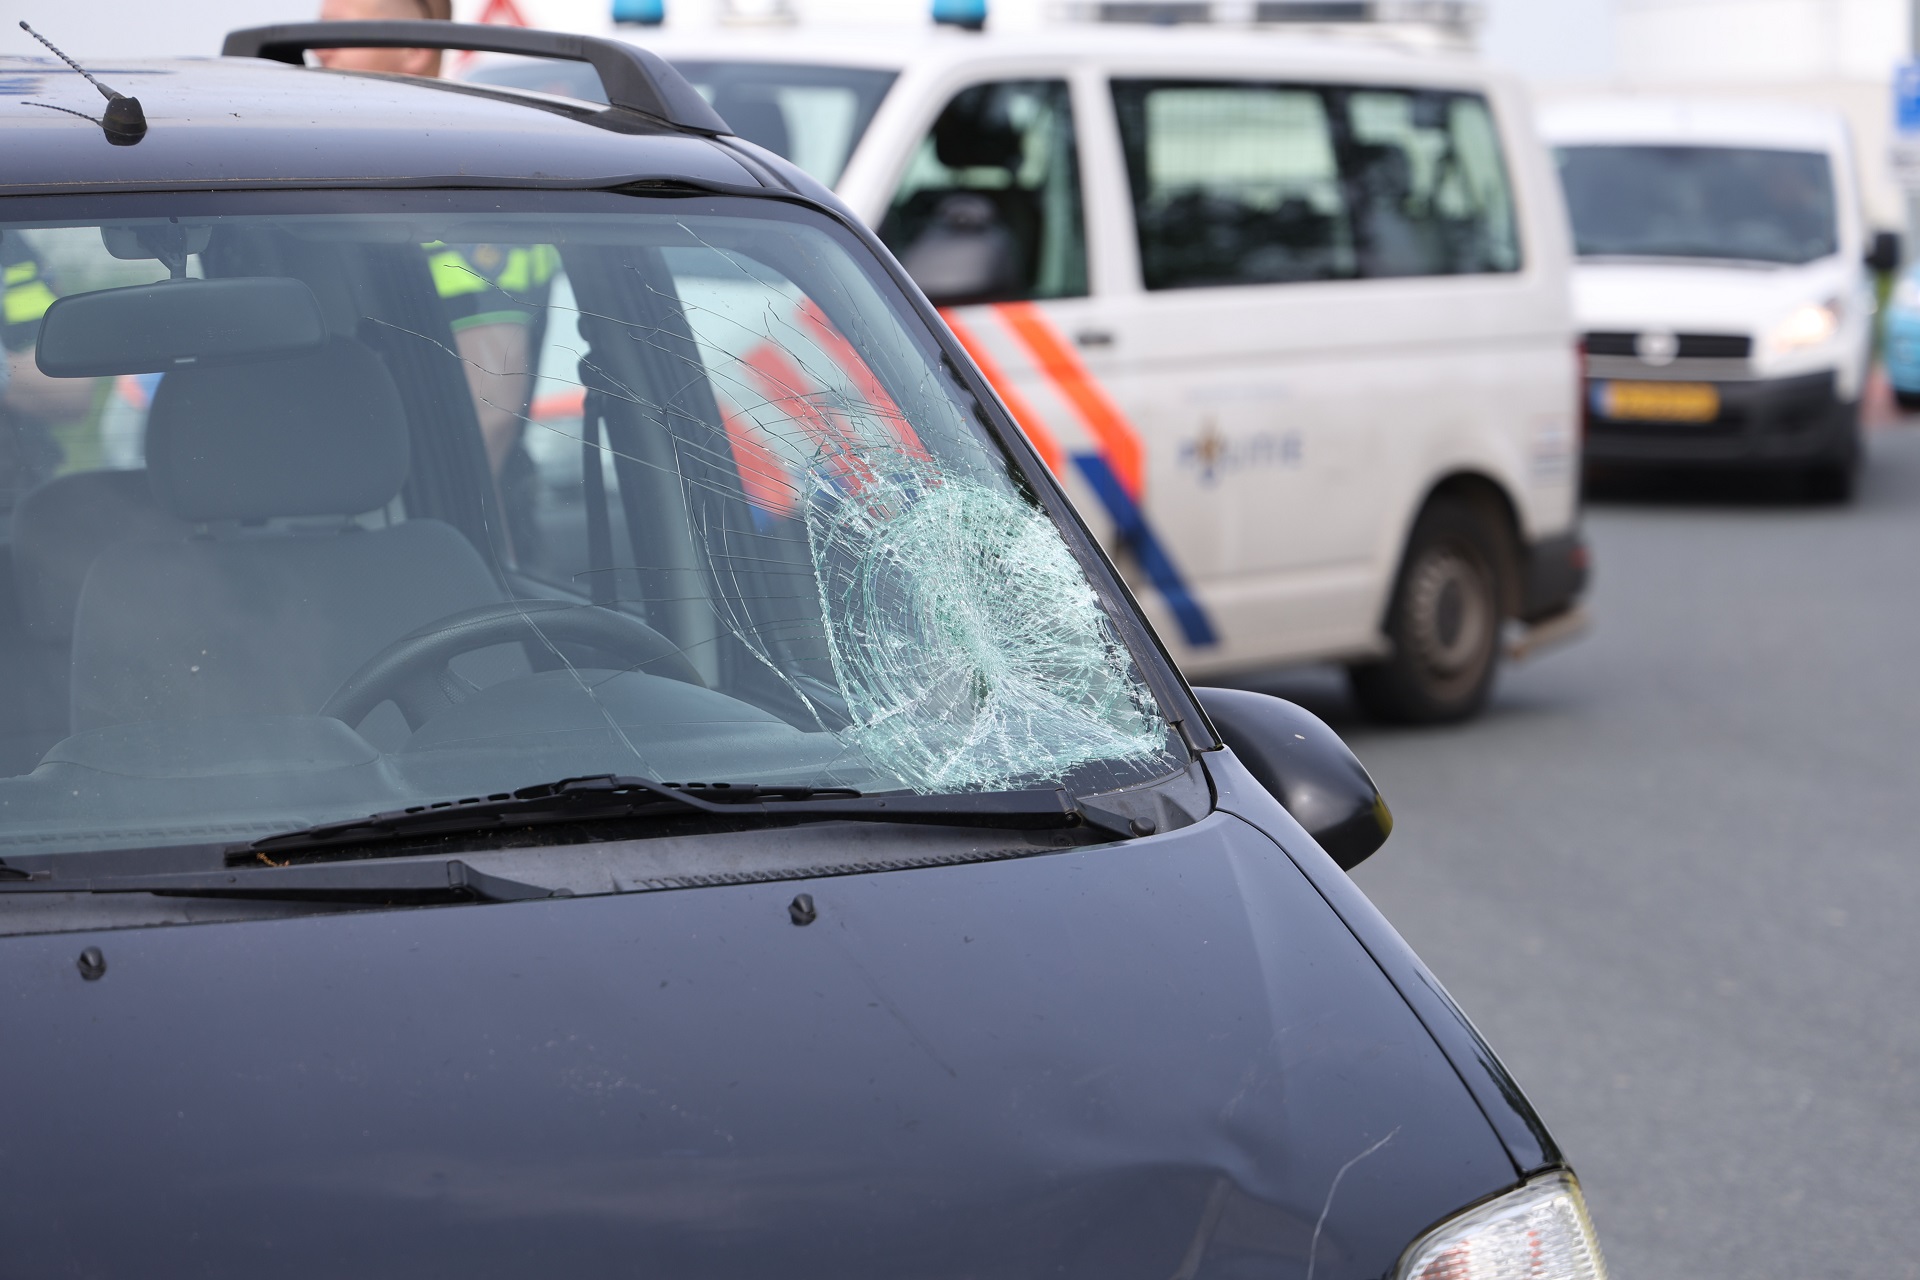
477,7,1589,721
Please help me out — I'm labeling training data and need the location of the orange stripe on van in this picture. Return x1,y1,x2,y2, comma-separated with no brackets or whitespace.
716,403,801,518
993,301,1144,501
796,299,933,465
939,307,1066,479
739,344,880,497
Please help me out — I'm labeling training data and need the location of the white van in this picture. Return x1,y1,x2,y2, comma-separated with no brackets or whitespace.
477,20,1587,721
1538,97,1895,501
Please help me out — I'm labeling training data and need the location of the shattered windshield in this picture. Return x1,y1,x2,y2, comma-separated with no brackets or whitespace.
0,191,1182,859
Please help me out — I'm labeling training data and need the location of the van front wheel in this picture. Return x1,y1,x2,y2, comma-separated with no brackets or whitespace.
1348,500,1507,724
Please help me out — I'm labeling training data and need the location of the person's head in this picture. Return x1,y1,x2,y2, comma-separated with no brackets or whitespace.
314,0,452,78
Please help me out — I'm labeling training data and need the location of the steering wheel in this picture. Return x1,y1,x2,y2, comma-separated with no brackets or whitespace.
322,600,705,731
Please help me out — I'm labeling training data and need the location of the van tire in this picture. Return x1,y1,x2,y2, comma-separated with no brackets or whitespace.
1802,459,1856,503
1348,499,1507,724
1895,388,1920,412
1802,403,1860,503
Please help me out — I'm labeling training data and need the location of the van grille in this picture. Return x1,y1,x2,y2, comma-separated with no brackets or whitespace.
1584,331,1753,360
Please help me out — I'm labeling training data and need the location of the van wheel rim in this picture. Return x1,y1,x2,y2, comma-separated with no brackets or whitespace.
1407,546,1493,679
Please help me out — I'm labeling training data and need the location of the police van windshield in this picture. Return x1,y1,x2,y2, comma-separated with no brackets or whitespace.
467,59,896,186
0,191,1181,860
1555,144,1838,265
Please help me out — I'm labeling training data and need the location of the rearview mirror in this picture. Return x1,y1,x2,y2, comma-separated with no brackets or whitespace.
1194,687,1392,870
35,277,326,379
1867,230,1902,274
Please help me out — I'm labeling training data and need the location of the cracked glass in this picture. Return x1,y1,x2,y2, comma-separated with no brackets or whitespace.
0,192,1184,859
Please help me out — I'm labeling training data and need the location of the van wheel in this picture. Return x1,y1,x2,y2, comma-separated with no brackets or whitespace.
1348,500,1507,724
1895,389,1920,412
1803,404,1860,503
1803,460,1856,503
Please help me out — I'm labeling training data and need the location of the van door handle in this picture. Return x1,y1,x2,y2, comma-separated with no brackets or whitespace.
1075,329,1115,349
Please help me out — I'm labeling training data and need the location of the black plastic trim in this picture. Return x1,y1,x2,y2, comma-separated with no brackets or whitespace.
1520,533,1588,623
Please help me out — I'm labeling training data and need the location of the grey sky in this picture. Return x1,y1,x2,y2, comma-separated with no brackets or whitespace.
1481,0,1615,83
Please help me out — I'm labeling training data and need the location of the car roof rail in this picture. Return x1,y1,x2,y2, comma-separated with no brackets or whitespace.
221,21,731,136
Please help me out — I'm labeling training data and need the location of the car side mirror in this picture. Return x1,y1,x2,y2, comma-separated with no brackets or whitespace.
1867,230,1902,274
1194,687,1392,870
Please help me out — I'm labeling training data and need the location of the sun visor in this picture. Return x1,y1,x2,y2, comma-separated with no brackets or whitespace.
35,278,327,379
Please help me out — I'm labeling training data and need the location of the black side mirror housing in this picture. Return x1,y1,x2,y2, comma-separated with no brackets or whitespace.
1867,230,1902,274
1194,687,1392,870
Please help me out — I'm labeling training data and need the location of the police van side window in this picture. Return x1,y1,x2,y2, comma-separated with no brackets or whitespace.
878,80,1088,307
1344,90,1520,278
1112,80,1520,289
1112,81,1354,289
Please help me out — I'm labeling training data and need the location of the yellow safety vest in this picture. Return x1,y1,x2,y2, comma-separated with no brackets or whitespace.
423,241,560,331
2,251,58,349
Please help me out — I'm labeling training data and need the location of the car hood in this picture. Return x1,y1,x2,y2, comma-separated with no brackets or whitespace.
0,811,1516,1278
1572,255,1853,336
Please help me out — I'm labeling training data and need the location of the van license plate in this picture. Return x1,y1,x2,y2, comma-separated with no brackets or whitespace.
1596,380,1720,422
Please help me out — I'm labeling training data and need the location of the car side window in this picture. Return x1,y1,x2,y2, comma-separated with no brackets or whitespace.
1345,89,1520,278
1112,80,1354,290
878,79,1087,307
1112,80,1520,290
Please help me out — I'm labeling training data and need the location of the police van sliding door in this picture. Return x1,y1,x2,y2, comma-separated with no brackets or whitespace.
1094,77,1530,671
876,73,1222,660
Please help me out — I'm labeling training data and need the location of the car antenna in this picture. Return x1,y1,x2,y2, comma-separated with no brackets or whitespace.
17,21,147,145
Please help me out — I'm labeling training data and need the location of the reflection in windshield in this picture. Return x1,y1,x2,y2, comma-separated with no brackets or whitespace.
1555,144,1838,264
0,196,1178,859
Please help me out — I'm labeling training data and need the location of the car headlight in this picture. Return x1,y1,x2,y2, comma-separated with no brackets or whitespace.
1763,299,1841,358
1394,1171,1607,1280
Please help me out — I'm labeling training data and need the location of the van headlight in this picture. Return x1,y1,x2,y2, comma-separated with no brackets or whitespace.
1394,1171,1607,1280
1763,299,1841,358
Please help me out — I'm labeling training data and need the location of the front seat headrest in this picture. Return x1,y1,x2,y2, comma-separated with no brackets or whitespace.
932,86,1023,172
145,336,410,523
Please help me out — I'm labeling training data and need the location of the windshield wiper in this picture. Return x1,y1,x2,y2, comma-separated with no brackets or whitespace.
0,858,555,904
233,774,1083,863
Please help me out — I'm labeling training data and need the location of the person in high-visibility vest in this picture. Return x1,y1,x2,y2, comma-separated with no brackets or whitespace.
424,240,560,564
424,240,560,480
1,233,92,504
316,0,553,561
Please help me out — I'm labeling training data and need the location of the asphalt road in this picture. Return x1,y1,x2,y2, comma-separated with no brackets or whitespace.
1238,423,1920,1280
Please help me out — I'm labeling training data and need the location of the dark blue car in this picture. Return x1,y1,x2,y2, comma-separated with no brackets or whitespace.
0,23,1604,1278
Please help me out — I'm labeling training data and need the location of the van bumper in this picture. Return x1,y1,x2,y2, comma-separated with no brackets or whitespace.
1520,532,1589,624
1582,371,1854,467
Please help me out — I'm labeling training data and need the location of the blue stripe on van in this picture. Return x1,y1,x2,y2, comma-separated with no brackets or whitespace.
1072,452,1218,649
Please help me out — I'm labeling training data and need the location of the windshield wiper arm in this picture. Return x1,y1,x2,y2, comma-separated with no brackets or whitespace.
237,775,1083,863
0,858,555,904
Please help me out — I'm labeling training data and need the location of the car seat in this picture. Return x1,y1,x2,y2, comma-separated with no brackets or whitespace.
885,86,1041,304
12,469,187,650
66,336,514,733
1350,143,1441,278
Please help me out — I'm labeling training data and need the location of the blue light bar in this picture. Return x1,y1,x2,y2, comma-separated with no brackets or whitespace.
932,0,987,29
613,0,665,25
